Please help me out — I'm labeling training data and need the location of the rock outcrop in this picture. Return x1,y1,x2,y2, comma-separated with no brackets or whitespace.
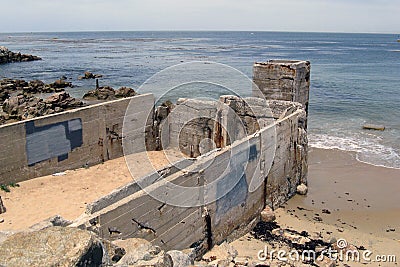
1,91,83,124
0,227,104,267
44,91,83,109
0,79,29,101
0,46,41,64
83,86,137,101
83,86,116,100
0,78,73,101
115,86,137,98
48,78,73,89
0,77,137,124
78,71,103,80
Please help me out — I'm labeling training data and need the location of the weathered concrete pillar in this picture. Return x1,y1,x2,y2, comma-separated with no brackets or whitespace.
252,60,311,114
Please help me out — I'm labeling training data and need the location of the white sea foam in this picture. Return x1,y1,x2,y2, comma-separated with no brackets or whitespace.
309,133,400,169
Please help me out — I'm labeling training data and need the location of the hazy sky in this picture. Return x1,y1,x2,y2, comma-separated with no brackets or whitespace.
1,0,399,33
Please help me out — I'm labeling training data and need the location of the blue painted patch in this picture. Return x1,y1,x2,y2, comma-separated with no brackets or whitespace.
215,168,248,223
249,144,258,161
58,154,69,162
25,118,83,166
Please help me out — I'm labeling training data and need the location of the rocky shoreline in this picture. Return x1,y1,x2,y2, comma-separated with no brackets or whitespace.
0,46,41,64
0,77,138,125
0,78,83,125
0,47,138,124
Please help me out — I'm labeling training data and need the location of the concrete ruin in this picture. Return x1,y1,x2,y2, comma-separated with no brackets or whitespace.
0,60,310,254
253,60,311,116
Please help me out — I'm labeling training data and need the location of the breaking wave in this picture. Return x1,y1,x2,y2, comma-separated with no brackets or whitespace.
309,133,400,169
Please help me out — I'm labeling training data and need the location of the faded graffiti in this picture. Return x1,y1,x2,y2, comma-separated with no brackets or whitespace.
25,119,83,166
215,171,248,223
214,142,260,223
249,144,258,161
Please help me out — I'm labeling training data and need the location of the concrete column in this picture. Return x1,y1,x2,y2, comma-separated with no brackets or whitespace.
253,60,311,114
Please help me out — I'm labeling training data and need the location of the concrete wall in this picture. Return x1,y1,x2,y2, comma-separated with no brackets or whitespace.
165,98,220,158
72,98,307,252
252,60,309,207
0,94,154,184
253,60,311,114
265,104,308,208
164,96,275,158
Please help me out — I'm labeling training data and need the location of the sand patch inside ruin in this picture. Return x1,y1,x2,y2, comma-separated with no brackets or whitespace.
0,149,184,231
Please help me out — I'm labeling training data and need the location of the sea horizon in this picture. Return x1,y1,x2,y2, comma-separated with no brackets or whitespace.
1,30,399,35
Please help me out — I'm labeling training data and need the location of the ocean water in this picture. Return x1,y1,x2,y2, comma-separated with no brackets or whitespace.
0,31,399,169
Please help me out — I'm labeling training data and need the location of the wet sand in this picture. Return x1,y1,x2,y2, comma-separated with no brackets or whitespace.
288,147,400,240
230,148,400,266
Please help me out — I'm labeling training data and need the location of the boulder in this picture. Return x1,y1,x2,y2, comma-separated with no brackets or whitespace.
260,206,275,223
79,71,103,80
164,250,193,267
44,91,83,109
0,227,104,267
363,124,385,131
296,183,308,195
2,95,26,115
96,86,115,100
48,78,73,89
45,91,68,104
101,239,126,264
115,86,137,98
83,86,116,100
25,80,48,93
113,238,164,266
28,79,45,90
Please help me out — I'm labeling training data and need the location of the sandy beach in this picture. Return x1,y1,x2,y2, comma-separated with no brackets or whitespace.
287,147,400,240
0,146,399,265
229,147,400,266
